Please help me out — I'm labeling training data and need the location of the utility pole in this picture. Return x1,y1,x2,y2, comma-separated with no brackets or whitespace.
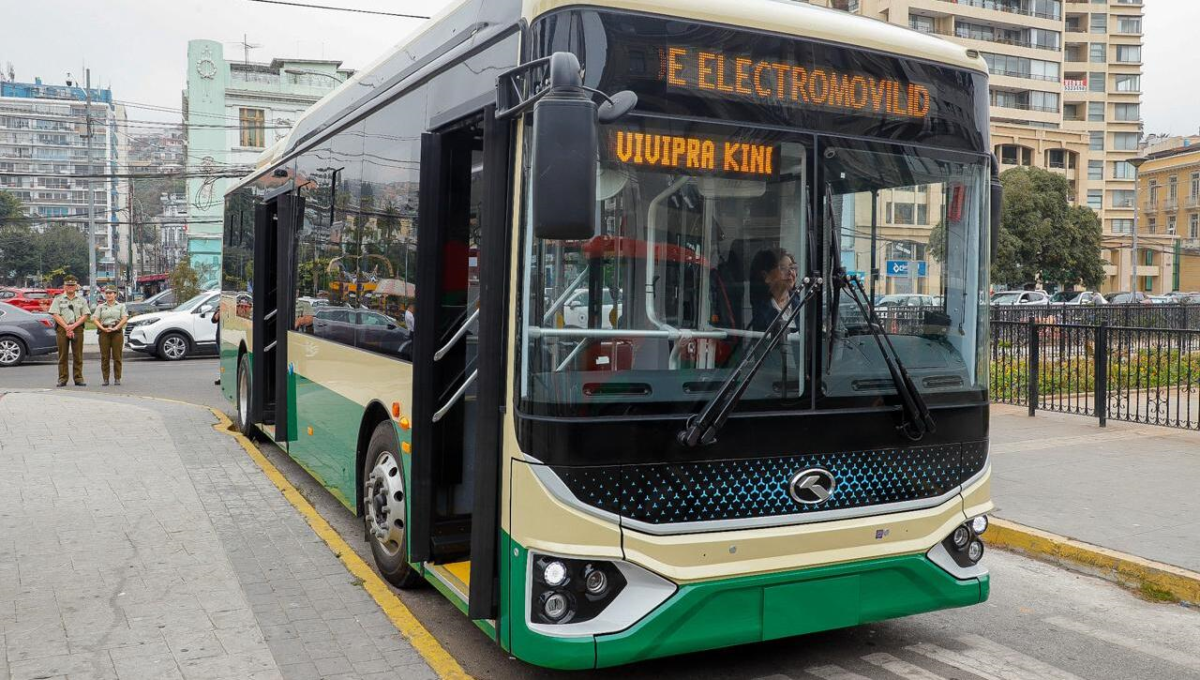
127,180,135,295
85,68,97,304
1129,156,1146,294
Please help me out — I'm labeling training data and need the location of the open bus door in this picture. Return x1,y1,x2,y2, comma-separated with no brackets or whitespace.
409,107,511,622
250,187,303,442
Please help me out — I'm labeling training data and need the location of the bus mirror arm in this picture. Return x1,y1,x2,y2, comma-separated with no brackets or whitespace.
990,155,1002,261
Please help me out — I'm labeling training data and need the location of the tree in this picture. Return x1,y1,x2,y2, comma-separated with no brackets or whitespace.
168,258,201,304
0,190,30,228
993,167,1106,290
36,224,89,284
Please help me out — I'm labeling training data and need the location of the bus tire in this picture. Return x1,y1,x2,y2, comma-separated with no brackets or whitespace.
235,354,256,438
362,421,423,589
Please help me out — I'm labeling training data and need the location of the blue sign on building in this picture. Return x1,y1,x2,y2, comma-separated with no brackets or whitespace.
885,260,928,277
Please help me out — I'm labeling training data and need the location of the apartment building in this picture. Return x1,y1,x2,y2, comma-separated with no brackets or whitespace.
0,77,128,286
801,0,1145,292
1136,140,1200,293
183,40,353,285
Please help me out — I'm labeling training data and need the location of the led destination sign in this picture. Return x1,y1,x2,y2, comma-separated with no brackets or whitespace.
661,46,932,119
610,129,777,178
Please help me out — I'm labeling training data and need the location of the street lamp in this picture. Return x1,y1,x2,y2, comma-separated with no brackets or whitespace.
283,69,346,85
1129,156,1147,294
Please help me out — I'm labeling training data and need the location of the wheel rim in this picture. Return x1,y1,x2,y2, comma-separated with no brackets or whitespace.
163,336,186,359
0,339,19,365
237,361,249,427
365,451,406,557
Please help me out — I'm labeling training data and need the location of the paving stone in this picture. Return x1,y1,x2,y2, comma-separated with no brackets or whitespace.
0,392,437,680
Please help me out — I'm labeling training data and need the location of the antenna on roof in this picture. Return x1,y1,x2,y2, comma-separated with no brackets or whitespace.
227,34,263,64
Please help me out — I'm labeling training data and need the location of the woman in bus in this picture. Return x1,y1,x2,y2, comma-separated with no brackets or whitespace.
748,248,799,332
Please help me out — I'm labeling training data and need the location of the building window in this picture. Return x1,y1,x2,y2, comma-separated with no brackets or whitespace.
1090,131,1105,151
1114,74,1141,92
1113,103,1140,122
239,108,265,148
1112,161,1136,179
909,14,935,33
1089,43,1106,62
1116,16,1142,34
1113,132,1139,150
1168,176,1179,203
1089,72,1106,92
1088,102,1105,121
1111,218,1133,234
1089,160,1104,180
1087,189,1103,210
1089,13,1107,33
1116,45,1142,63
1168,216,1177,235
1147,217,1156,234
1149,179,1159,206
1191,214,1199,239
997,145,1031,166
1111,190,1135,208
1191,172,1199,197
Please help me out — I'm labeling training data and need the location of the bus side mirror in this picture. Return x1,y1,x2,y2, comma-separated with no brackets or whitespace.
530,54,598,242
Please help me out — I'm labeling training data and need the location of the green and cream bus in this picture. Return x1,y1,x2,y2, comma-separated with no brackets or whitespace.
220,0,998,668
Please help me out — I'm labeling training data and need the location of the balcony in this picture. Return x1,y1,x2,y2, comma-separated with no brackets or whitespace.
955,28,1062,52
1186,195,1200,209
933,0,1062,21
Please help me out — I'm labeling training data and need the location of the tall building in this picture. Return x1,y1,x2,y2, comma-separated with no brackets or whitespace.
801,0,1145,292
0,77,128,287
182,40,352,285
1135,138,1200,293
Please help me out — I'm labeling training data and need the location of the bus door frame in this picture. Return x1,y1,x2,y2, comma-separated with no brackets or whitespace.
409,107,511,622
251,184,301,442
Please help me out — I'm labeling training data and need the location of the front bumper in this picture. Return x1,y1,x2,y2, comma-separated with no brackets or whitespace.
506,538,988,670
125,328,153,352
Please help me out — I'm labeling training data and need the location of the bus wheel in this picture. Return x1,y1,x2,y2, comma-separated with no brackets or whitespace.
363,421,422,588
235,354,255,438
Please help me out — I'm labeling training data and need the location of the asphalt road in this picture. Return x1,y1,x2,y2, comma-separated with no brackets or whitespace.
5,358,1198,679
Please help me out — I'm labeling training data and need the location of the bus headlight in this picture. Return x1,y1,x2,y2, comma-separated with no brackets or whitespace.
971,515,989,535
967,540,985,563
951,525,971,549
528,553,677,634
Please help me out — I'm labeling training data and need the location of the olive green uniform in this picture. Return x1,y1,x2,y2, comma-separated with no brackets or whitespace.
93,301,127,382
49,293,91,384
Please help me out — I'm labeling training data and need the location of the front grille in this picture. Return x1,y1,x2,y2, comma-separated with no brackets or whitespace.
548,440,988,526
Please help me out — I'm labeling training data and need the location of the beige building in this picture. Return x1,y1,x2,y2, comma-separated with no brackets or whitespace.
803,0,1145,292
1135,141,1200,293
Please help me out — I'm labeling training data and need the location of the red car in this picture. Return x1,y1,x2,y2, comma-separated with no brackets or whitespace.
0,288,55,313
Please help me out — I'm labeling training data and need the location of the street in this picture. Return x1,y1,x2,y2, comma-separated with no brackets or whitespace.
4,358,1198,680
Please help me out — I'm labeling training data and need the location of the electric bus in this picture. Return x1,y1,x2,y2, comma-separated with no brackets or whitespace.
220,0,998,668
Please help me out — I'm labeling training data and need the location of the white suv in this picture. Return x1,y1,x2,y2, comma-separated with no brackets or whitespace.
124,291,220,360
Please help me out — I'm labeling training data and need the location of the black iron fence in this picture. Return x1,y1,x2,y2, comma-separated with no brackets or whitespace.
990,318,1200,430
991,303,1200,330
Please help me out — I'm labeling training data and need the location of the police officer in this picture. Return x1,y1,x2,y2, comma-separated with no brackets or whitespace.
48,275,91,387
93,285,129,386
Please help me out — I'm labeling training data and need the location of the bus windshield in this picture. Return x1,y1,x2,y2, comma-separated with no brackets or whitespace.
521,119,809,415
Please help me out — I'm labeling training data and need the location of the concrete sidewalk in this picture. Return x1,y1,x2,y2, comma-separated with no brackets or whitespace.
0,390,437,680
990,403,1200,574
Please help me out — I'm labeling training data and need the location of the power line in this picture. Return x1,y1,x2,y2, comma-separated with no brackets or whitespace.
246,0,429,19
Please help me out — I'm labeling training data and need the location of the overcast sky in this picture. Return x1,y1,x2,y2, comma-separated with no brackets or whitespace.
2,0,1195,135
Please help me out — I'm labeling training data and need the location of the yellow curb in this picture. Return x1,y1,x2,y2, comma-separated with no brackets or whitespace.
990,518,1200,605
207,408,473,680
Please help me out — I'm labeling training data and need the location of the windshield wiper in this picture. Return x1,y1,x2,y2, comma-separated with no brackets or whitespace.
677,277,820,448
824,184,934,441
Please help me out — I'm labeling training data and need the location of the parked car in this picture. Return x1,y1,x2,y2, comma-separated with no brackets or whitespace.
312,307,411,356
126,288,178,316
991,290,1050,305
1049,290,1107,305
1148,295,1172,304
875,294,937,308
124,292,220,360
0,303,58,367
0,287,54,313
295,296,335,333
1106,291,1152,305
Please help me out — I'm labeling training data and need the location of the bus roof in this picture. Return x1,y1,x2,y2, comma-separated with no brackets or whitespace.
240,0,985,191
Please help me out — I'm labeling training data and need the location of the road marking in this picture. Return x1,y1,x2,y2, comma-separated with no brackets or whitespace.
909,635,1086,680
806,665,871,680
1045,616,1200,672
208,408,472,680
861,652,949,680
